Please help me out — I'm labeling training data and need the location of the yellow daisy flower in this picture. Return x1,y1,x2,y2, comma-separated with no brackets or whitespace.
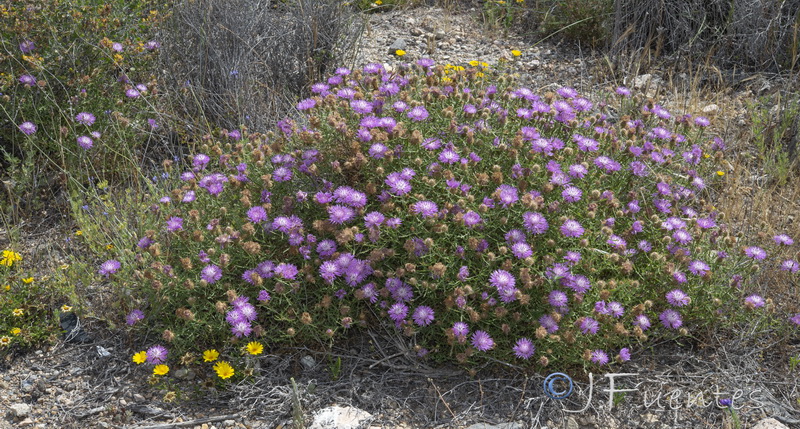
214,361,235,379
717,171,725,176
0,336,11,346
395,49,406,57
61,304,73,312
246,342,263,355
132,351,147,364
10,328,21,336
511,50,522,57
468,60,480,67
203,349,219,362
153,364,169,376
0,250,22,267
75,230,83,236
12,308,24,317
21,277,34,284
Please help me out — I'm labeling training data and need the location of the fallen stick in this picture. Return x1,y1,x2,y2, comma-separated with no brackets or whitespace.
128,414,240,429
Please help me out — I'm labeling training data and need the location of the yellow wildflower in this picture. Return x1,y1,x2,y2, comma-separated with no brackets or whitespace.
0,250,22,267
203,349,220,362
106,244,114,250
12,308,24,317
246,342,263,355
75,230,83,236
21,277,33,284
153,364,169,376
468,60,480,67
3,285,9,291
716,171,725,176
10,328,21,336
375,0,383,4
61,304,73,312
133,351,147,364
60,264,69,270
395,49,406,57
0,336,10,346
511,50,522,57
214,361,235,379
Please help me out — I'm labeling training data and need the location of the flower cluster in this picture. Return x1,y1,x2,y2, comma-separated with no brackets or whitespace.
122,59,799,373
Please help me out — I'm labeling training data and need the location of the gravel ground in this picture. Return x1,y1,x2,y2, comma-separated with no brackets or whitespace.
2,5,800,429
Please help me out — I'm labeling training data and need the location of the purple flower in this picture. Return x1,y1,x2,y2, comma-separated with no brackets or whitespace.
126,309,144,326
388,302,408,322
548,290,568,308
591,350,609,365
496,185,519,206
562,186,582,202
98,259,121,277
19,40,35,53
780,259,799,273
511,242,532,259
364,212,385,228
407,106,429,121
774,234,794,245
368,143,388,158
719,398,732,408
578,317,599,335
18,121,37,135
505,229,526,244
616,86,631,97
257,290,271,302
522,212,548,234
489,270,515,290
275,263,298,280
231,321,252,337
513,338,535,359
539,315,559,333
463,211,482,227
201,264,222,284
412,306,435,327
744,246,767,260
452,322,469,338
316,240,337,258
413,200,438,217
19,74,36,86
77,135,93,149
560,219,584,238
618,348,631,362
146,345,168,364
125,88,140,98
659,309,683,329
166,216,183,232
745,294,765,308
470,330,495,351
327,205,355,224
297,98,316,110
666,289,691,307
557,86,577,98
247,206,268,223
687,260,709,276
791,313,800,326
633,314,651,331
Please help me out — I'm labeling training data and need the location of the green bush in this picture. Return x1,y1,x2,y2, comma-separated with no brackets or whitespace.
115,59,799,381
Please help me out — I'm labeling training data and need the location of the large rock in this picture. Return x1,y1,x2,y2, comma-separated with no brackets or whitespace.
752,418,789,429
309,406,373,429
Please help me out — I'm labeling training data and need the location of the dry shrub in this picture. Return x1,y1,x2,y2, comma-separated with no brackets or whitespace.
157,0,362,133
612,0,800,71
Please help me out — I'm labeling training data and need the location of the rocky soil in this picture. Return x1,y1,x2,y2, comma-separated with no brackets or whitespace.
2,5,800,429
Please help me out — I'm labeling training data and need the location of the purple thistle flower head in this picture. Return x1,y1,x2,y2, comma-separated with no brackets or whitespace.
791,313,800,326
75,112,96,126
413,200,438,217
781,259,799,273
457,266,469,281
548,290,568,308
774,234,794,245
18,121,37,135
489,270,515,290
257,290,271,302
231,321,252,337
560,219,584,238
513,338,535,359
591,350,609,365
297,98,316,110
505,229,526,244
633,314,651,331
744,246,767,260
126,309,144,326
539,314,559,333
247,206,268,223
616,86,631,97
125,88,140,98
275,263,298,280
557,86,577,98
578,317,600,335
388,302,408,322
18,74,37,86
744,294,765,308
452,322,469,338
471,330,494,351
412,306,435,327
98,259,121,277
327,205,355,224
463,211,483,227
165,216,183,232
511,242,532,259
77,135,94,149
19,40,35,53
659,309,683,329
407,106,429,121
146,345,168,364
200,264,222,284
666,289,691,307
618,347,631,362
522,211,548,234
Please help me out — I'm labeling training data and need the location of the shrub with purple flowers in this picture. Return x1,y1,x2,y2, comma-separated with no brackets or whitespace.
120,59,799,375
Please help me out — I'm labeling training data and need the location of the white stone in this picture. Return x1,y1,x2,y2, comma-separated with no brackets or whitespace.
752,418,789,429
702,104,719,113
309,406,373,429
9,403,31,418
